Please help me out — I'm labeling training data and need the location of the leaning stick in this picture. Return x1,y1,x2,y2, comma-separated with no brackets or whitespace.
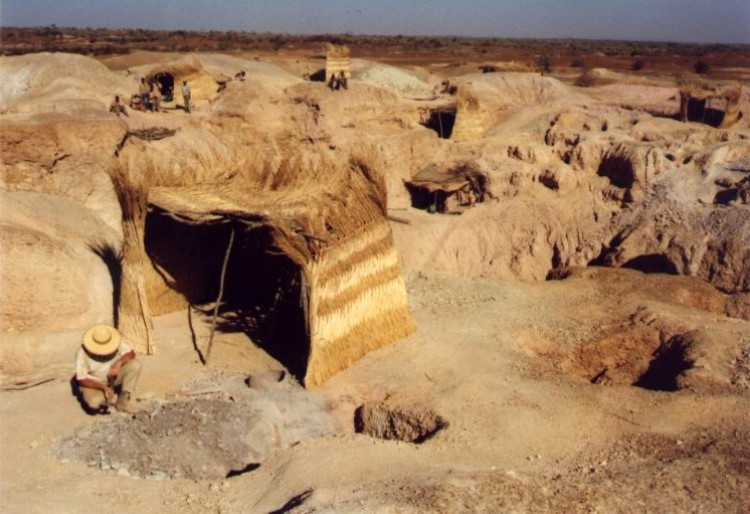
387,214,411,225
0,374,58,391
205,224,236,365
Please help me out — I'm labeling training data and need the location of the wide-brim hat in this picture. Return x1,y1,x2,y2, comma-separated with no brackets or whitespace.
82,324,122,356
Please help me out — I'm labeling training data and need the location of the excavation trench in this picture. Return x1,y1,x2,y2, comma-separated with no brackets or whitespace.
420,105,457,139
537,323,696,392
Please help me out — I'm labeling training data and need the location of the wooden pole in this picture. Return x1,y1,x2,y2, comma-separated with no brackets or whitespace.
205,224,236,365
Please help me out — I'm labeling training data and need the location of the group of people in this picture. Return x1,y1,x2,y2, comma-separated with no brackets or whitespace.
109,77,192,117
328,71,348,91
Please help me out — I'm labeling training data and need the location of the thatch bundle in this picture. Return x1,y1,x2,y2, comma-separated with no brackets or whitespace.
679,81,742,128
122,149,414,386
451,87,488,142
325,43,352,83
106,159,156,354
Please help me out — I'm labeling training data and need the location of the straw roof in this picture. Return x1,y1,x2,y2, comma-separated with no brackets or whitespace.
325,43,351,58
150,182,331,225
148,153,387,267
408,162,489,194
679,80,740,102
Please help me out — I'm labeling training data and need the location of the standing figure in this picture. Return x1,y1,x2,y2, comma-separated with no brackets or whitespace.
75,324,142,414
182,80,192,113
337,71,348,90
138,78,150,111
149,80,161,112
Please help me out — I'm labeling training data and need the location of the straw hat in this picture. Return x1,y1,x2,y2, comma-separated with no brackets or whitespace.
82,324,122,356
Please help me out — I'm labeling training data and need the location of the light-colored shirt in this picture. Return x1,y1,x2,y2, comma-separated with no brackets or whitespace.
182,85,191,99
75,340,133,384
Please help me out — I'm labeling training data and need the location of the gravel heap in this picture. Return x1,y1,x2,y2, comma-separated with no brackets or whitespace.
55,381,338,480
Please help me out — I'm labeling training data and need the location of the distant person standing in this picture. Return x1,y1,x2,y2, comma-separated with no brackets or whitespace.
149,80,161,112
337,71,348,90
181,80,191,113
138,78,150,111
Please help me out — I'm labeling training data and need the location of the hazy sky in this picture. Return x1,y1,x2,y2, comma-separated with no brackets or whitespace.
3,0,749,44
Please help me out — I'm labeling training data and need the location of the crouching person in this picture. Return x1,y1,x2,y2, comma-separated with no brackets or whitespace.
76,324,141,414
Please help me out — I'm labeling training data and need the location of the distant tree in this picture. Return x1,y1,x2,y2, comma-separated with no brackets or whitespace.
574,70,596,87
270,35,284,52
693,60,710,75
536,55,553,75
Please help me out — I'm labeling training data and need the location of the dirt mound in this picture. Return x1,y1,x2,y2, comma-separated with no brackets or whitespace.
0,52,136,114
588,83,679,114
597,160,750,294
0,191,118,339
455,72,582,110
355,402,448,443
56,384,339,480
199,54,303,86
575,67,616,87
350,59,435,99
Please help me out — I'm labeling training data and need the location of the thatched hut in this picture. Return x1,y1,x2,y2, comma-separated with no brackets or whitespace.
325,44,351,83
450,88,491,142
405,163,490,214
116,153,414,387
679,81,742,128
142,57,220,105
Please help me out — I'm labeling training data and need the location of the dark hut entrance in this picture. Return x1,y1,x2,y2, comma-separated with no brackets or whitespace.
308,68,326,82
420,105,457,139
153,72,175,102
144,211,310,379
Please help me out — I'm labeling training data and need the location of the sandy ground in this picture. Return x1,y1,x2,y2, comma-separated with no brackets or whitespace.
2,267,748,513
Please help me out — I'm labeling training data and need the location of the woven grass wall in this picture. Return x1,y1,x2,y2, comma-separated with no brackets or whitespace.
325,44,352,83
304,219,415,387
451,88,489,142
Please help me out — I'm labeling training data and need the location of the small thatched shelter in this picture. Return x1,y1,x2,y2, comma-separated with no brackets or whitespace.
450,88,490,142
406,163,490,214
114,153,414,387
325,43,351,83
679,81,742,128
143,57,220,105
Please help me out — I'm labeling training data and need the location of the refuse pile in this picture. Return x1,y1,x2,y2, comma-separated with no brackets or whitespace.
55,374,339,480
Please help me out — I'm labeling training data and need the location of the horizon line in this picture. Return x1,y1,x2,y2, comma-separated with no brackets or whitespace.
3,25,749,48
